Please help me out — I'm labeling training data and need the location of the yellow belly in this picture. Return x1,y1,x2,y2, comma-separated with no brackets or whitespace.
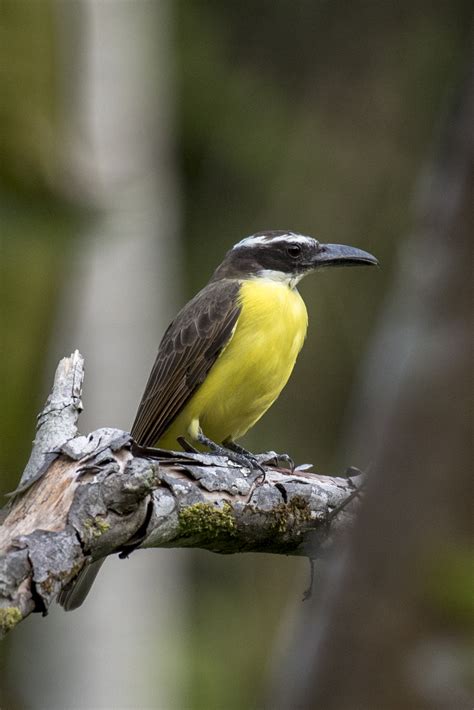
158,279,308,449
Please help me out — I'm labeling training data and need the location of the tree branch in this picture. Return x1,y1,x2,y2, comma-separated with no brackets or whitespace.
0,352,360,637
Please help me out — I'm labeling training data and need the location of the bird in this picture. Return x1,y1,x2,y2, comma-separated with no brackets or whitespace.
58,230,377,610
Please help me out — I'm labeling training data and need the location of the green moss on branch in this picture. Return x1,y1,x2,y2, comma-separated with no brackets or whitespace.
178,502,236,540
0,606,22,635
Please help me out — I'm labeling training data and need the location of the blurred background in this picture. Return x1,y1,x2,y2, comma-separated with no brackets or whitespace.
1,1,472,708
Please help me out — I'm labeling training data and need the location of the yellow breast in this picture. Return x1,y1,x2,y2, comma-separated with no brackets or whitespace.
158,278,308,448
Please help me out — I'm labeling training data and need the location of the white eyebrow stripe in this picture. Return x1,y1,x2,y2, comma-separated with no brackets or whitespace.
234,235,269,248
234,233,317,249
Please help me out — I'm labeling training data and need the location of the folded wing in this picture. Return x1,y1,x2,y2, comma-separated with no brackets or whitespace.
131,279,242,446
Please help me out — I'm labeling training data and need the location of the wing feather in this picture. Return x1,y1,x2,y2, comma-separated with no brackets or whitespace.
131,279,241,446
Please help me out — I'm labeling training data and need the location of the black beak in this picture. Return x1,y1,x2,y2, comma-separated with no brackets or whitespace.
312,243,378,268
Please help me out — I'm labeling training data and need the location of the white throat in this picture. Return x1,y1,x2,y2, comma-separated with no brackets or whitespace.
255,269,304,289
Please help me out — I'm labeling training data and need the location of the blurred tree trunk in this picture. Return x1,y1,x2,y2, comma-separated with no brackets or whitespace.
7,2,185,708
268,66,473,710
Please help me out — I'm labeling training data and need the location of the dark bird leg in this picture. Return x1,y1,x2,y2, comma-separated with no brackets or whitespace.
224,439,294,472
196,431,266,477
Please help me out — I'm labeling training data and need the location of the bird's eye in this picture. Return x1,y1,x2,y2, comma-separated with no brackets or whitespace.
287,244,302,258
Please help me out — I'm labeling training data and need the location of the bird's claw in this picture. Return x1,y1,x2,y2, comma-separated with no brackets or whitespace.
238,453,267,479
253,450,294,471
196,433,267,477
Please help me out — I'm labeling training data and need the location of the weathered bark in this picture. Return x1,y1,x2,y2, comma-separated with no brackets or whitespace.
0,351,358,637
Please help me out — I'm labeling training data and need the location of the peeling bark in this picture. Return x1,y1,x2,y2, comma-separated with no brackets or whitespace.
0,352,360,637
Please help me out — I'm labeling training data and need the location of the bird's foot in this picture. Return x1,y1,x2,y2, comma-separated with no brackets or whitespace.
197,433,267,478
258,450,294,471
224,441,294,472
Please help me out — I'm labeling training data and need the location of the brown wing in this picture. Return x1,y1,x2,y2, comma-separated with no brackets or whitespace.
131,279,242,446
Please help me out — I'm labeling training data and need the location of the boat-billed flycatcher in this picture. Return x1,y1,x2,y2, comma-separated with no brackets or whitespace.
131,230,377,458
58,230,377,610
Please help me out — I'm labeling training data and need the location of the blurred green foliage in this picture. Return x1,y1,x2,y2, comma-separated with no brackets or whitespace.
0,1,80,493
0,1,472,708
1,204,74,484
425,544,474,628
0,0,58,194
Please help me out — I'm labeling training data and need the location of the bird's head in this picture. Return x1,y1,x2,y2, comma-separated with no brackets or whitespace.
211,230,378,286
